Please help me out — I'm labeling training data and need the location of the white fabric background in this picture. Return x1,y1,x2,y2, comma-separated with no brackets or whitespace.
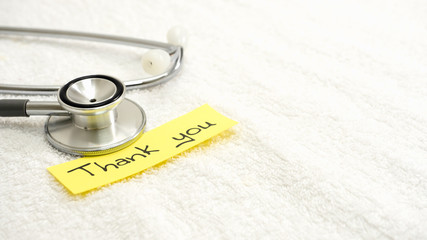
0,0,426,239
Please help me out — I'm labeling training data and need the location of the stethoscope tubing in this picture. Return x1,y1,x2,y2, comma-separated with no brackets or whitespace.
0,26,183,95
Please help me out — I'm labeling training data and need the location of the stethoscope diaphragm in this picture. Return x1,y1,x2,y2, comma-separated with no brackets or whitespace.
45,75,146,156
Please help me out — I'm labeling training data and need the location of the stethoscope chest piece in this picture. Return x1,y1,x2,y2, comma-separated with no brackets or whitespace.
45,75,146,156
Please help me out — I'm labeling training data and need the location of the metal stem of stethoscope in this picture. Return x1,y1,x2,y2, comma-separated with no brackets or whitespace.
0,26,186,155
0,26,184,95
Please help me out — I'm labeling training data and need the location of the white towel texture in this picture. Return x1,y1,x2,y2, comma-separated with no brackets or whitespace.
0,0,426,239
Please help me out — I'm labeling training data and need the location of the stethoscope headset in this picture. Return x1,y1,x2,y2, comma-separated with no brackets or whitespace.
0,26,187,156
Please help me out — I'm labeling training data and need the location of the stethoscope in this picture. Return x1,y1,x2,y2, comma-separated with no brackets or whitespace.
0,26,186,156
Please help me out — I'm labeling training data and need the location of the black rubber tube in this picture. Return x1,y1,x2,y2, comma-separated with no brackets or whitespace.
0,99,29,117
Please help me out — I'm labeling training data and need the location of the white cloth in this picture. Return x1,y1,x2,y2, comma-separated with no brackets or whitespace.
0,0,426,239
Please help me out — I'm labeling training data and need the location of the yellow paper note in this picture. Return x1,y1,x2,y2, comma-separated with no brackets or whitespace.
48,104,238,194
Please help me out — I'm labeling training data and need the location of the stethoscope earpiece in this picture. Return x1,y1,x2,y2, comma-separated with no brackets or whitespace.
0,26,187,155
141,49,172,75
141,26,188,75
